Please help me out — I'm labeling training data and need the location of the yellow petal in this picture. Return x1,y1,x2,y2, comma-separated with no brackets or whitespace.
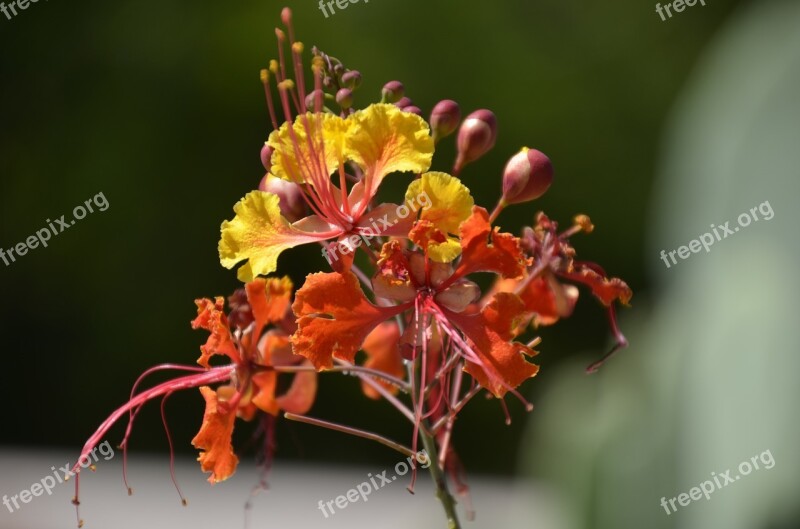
428,237,464,263
268,112,349,184
345,104,433,198
406,171,474,234
219,191,340,282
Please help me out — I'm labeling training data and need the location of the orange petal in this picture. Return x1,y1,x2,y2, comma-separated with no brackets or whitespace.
191,386,240,483
516,275,579,326
451,207,529,282
445,292,539,398
361,321,405,399
275,363,318,414
561,265,632,306
245,276,294,332
191,297,240,368
291,271,409,369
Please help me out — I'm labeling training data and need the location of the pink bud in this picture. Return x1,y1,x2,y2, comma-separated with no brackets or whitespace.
341,70,362,89
382,81,405,103
454,109,497,175
305,89,325,110
336,88,354,109
260,143,274,172
429,99,461,141
395,96,413,109
258,175,307,222
502,148,553,204
403,105,422,116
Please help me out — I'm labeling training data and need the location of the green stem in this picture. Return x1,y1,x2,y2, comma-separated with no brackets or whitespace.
419,425,461,529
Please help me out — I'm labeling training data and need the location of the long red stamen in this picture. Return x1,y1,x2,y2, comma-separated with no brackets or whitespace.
71,366,233,528
160,392,188,506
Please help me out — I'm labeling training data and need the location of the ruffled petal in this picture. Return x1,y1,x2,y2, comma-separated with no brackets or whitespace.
191,297,240,367
406,172,474,234
291,271,409,369
191,386,240,483
268,112,349,185
561,264,632,306
445,292,539,398
451,207,528,281
219,191,342,282
346,104,434,200
245,276,294,331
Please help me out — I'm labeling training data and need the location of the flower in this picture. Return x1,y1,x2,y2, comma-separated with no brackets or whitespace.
69,276,316,527
219,101,434,281
190,277,317,482
292,206,537,399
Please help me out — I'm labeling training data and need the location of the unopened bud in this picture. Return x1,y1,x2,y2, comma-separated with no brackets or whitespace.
403,105,422,116
341,70,362,89
336,88,354,109
305,89,325,110
501,148,553,204
382,81,405,103
454,109,497,175
430,99,461,141
258,175,307,222
395,96,412,109
260,143,274,172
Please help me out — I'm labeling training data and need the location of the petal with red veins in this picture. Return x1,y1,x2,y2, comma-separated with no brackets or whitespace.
444,292,539,398
291,272,409,369
451,207,529,282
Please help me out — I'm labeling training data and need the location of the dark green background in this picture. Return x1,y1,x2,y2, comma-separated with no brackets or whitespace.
0,0,742,475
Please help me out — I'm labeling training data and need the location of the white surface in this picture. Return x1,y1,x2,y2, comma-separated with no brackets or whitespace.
0,449,566,529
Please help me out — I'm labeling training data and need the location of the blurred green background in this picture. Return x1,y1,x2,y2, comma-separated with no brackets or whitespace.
7,0,799,528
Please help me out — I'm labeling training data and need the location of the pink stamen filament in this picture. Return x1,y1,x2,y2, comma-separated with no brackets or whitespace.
71,366,233,528
160,391,188,506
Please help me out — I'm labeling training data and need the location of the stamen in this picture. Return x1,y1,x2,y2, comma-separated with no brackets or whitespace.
585,304,628,373
71,366,233,526
260,69,279,131
160,392,188,506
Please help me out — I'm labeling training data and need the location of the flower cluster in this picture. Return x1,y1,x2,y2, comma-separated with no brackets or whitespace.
71,7,631,528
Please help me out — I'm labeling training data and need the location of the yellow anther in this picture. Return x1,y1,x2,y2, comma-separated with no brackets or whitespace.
574,214,594,233
269,60,279,74
278,79,296,91
292,41,304,54
260,69,269,84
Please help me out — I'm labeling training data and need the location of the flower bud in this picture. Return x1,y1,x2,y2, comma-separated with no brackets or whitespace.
260,143,274,172
395,96,413,109
258,175,307,222
382,81,405,103
336,88,354,109
429,99,461,141
501,147,553,204
341,70,362,89
305,89,325,110
454,109,497,175
403,105,422,116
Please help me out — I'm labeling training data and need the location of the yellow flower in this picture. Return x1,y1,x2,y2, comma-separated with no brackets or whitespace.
220,104,434,280
405,172,474,262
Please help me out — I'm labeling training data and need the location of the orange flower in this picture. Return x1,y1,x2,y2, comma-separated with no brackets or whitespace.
292,207,538,399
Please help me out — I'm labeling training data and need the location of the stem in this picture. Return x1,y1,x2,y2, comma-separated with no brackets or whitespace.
283,413,415,458
419,425,462,529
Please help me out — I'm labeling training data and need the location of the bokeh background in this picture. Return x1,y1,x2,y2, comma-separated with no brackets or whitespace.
2,0,798,528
